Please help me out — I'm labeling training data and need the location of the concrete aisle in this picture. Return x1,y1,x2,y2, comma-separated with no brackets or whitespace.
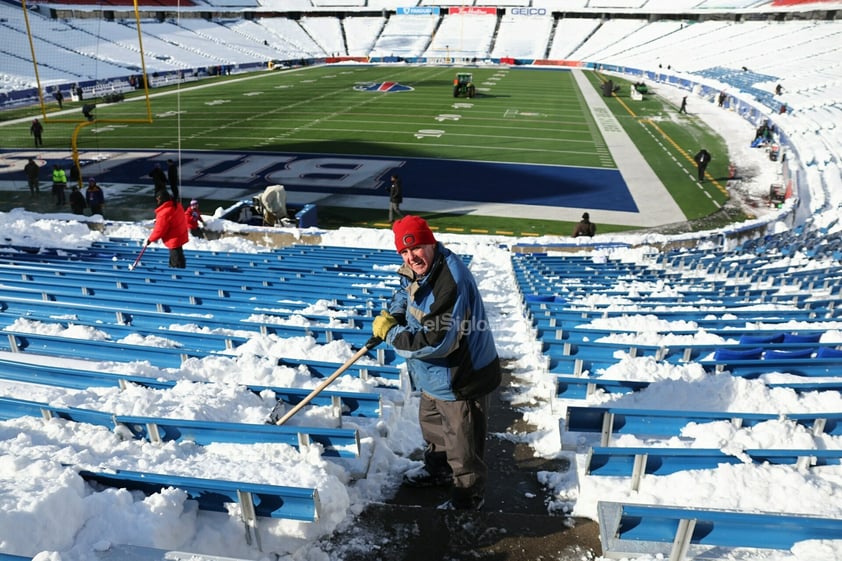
316,365,602,560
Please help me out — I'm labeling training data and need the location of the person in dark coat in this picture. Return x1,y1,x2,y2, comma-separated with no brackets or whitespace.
30,119,43,147
372,216,501,511
24,158,40,196
388,174,404,222
149,164,168,198
573,212,596,237
679,96,687,114
69,186,86,215
694,149,712,182
146,190,189,268
85,178,105,216
82,103,96,121
167,159,180,201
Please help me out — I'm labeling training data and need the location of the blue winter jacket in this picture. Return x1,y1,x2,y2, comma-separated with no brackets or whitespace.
384,243,501,401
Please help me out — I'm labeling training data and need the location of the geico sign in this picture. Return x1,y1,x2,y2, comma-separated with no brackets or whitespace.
510,7,547,16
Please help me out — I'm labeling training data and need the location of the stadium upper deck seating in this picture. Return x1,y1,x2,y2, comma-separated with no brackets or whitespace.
491,14,553,60
44,0,196,5
4,3,841,162
423,13,497,60
258,0,311,9
368,13,437,59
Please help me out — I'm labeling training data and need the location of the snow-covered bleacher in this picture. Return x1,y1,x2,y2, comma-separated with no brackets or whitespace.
257,0,311,8
253,17,326,57
125,19,239,66
174,18,285,61
0,5,135,88
642,0,700,11
598,502,842,560
311,0,364,6
300,16,345,57
491,13,553,60
511,221,842,558
532,0,587,8
342,16,385,57
68,19,165,72
202,0,259,7
546,17,601,61
588,0,647,8
423,13,497,61
0,240,414,532
366,0,411,9
697,0,769,7
580,19,685,65
566,19,651,62
369,13,437,59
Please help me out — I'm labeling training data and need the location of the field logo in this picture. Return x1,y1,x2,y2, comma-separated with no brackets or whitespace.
354,82,414,93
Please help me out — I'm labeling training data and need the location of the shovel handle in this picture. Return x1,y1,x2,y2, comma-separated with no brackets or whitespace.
274,336,382,426
128,243,147,271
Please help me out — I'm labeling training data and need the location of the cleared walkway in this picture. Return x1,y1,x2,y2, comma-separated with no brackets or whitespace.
314,366,602,560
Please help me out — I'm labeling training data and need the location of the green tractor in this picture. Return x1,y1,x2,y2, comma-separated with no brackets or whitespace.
453,73,476,98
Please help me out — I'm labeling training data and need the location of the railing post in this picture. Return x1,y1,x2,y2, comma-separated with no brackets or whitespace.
236,490,262,551
669,518,696,561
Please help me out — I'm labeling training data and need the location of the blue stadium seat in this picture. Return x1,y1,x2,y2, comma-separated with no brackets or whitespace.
79,468,320,522
598,501,842,560
0,396,360,457
0,357,383,419
586,446,842,489
565,405,841,445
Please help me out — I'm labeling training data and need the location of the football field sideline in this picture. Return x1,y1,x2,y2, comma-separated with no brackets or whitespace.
1,65,692,229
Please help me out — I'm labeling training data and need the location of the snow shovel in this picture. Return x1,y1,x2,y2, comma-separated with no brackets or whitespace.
127,243,148,271
273,336,382,426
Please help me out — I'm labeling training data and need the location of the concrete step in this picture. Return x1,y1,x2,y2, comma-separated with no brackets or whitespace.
317,364,603,560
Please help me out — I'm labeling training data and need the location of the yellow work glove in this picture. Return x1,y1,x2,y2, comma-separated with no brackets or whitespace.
372,310,398,340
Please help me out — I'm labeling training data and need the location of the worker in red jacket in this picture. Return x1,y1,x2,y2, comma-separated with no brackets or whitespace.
146,190,189,268
185,198,205,238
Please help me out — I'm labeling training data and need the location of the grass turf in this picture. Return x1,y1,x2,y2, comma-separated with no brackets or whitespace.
2,65,748,235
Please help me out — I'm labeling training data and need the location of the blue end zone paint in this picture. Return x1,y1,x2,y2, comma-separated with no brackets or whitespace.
0,149,637,213
390,158,636,211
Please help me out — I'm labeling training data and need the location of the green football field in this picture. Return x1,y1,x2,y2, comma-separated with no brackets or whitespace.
2,65,737,235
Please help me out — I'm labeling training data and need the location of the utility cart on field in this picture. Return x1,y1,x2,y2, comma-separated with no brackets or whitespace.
453,73,476,98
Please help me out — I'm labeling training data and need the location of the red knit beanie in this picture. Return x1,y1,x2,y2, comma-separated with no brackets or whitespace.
393,215,436,252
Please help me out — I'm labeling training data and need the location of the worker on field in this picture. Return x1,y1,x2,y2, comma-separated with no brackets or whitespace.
573,212,596,237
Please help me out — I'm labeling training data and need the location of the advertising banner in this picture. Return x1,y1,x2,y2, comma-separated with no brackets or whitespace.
448,6,496,15
397,6,440,15
508,7,548,16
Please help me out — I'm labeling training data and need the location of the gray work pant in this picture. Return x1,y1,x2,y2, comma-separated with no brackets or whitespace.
418,392,490,499
389,202,403,222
